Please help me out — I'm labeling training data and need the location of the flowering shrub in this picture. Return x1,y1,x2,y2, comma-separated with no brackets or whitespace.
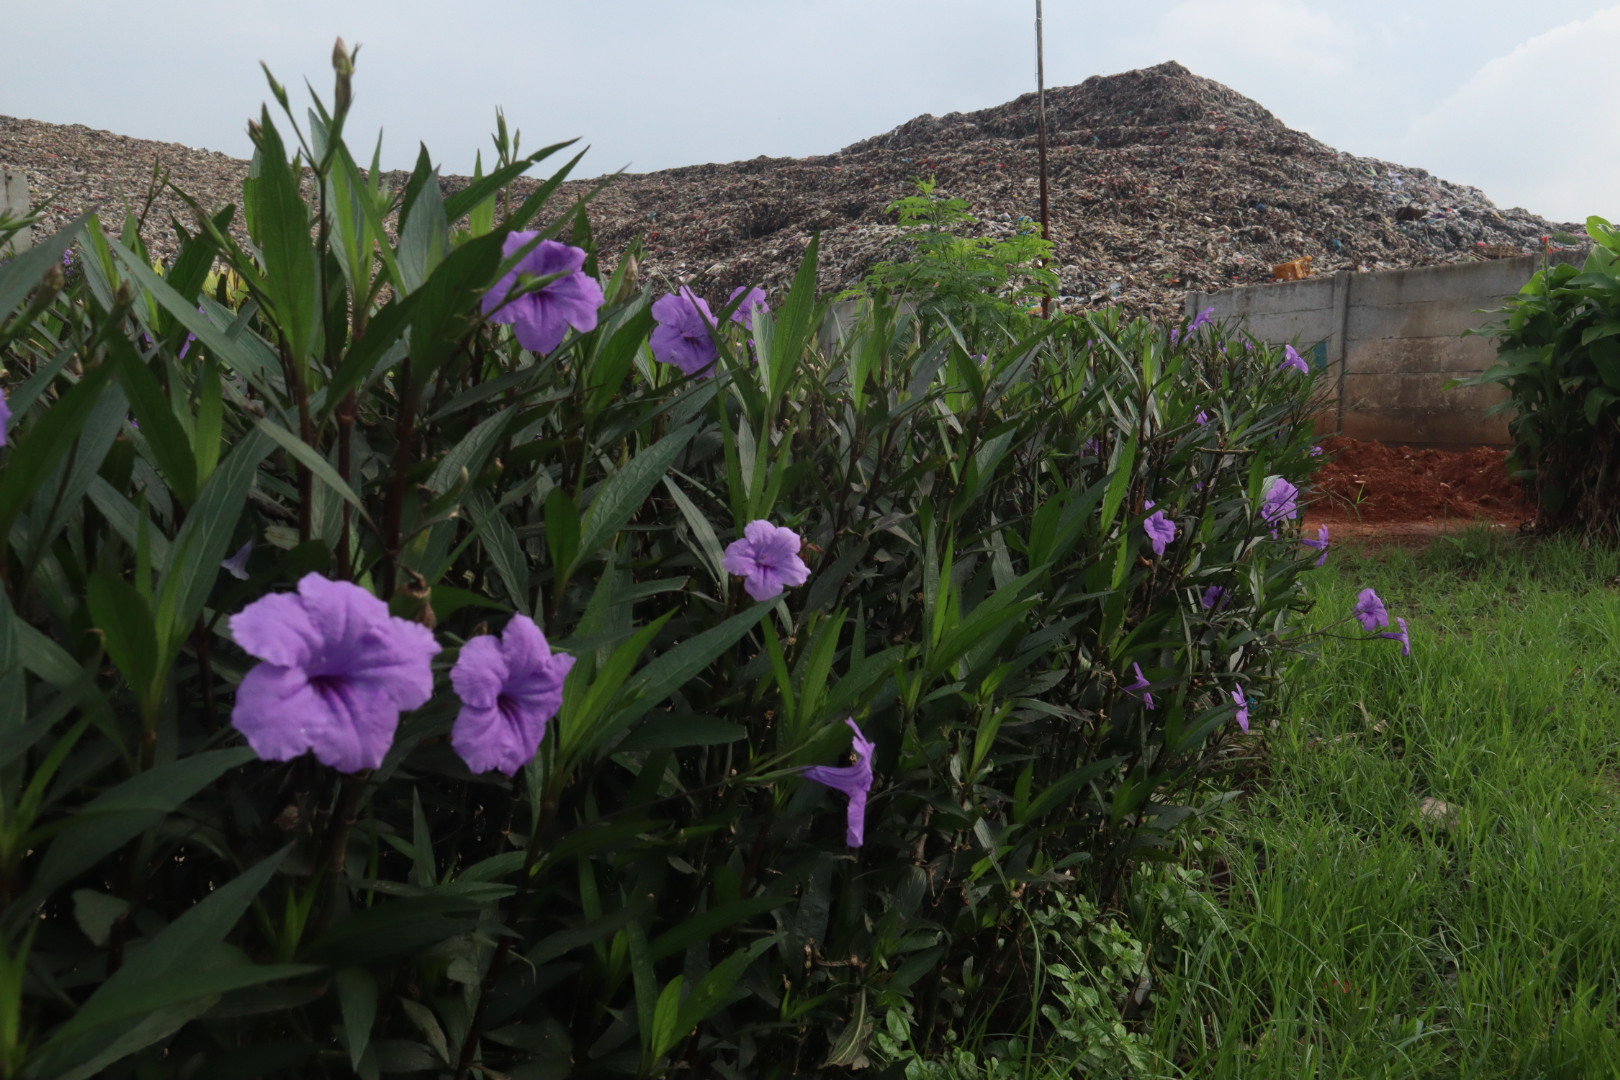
0,50,1350,1079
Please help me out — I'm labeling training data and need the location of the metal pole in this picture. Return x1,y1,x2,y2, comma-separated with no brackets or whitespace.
1036,0,1052,318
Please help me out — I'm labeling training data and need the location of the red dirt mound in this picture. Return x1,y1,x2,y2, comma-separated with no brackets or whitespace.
1309,436,1534,525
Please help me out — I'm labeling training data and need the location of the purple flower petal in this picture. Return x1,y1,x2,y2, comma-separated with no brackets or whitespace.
802,718,875,847
1354,588,1391,632
727,285,769,330
722,519,811,601
229,573,441,772
0,385,10,447
1278,344,1310,374
451,614,575,775
1378,616,1411,657
1143,503,1177,556
1126,662,1156,710
1232,684,1249,732
482,233,604,355
221,540,254,581
1201,585,1228,610
1260,477,1300,534
651,287,720,376
1302,524,1330,567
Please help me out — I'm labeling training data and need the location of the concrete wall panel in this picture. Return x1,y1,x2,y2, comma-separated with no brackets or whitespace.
1235,309,1337,346
1187,255,1580,446
1344,336,1497,376
1191,275,1336,317
1346,301,1498,342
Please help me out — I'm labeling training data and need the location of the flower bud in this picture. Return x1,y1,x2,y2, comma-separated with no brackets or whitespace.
332,37,355,118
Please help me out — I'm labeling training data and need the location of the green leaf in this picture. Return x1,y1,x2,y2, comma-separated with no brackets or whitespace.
568,420,699,579
649,896,789,962
0,212,91,321
614,603,771,733
105,237,275,389
427,407,514,495
406,226,507,380
255,418,372,525
11,748,256,923
105,333,199,504
1099,436,1137,534
398,148,449,293
677,939,777,1047
243,111,321,371
301,895,483,968
86,572,159,708
615,717,747,752
465,491,530,613
764,236,822,407
28,849,296,1078
0,363,114,550
544,487,580,579
443,138,580,224
156,429,274,653
650,975,686,1060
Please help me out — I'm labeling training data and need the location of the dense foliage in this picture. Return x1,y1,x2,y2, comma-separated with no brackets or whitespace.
0,54,1327,1080
1462,216,1620,537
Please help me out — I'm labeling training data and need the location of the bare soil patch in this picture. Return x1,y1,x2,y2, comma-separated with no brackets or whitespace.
1305,436,1534,546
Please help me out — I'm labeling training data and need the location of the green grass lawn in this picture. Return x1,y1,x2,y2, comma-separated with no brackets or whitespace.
1146,531,1620,1078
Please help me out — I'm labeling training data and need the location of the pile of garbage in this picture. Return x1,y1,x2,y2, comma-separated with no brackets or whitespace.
558,62,1583,322
3,61,1586,323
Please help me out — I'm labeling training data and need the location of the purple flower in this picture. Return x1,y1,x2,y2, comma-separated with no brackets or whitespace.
802,718,875,847
1302,524,1330,567
1194,409,1211,426
1085,436,1103,457
229,573,441,772
1126,662,1156,710
0,385,10,447
1201,584,1228,610
451,614,576,776
1279,344,1310,374
481,233,605,354
1379,616,1411,657
651,287,720,376
1353,588,1390,632
1143,501,1177,556
1310,445,1324,457
722,519,811,601
1232,685,1250,732
1380,615,1406,660
1260,477,1299,533
1188,307,1215,333
221,540,254,581
727,285,769,330
1169,327,1181,346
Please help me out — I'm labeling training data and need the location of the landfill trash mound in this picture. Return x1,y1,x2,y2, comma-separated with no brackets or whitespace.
1310,436,1535,525
1,61,1586,322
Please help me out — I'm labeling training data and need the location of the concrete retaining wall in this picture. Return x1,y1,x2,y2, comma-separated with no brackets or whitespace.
1186,253,1583,447
1,167,30,258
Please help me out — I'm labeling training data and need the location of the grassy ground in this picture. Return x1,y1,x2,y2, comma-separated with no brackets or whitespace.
1145,530,1620,1078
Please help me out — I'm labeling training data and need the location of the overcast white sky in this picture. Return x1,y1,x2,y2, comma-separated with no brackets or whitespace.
3,1,1616,224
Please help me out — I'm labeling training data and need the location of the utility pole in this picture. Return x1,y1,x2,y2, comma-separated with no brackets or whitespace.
1036,0,1053,318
